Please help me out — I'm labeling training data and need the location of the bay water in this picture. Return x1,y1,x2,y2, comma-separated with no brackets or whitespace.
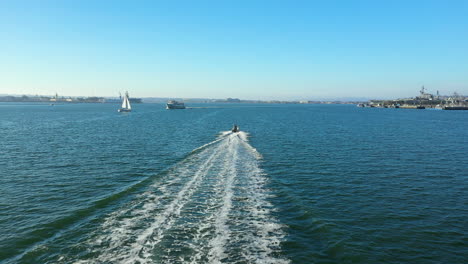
1,103,467,263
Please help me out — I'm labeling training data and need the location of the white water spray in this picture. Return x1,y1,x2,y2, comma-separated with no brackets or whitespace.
74,131,289,264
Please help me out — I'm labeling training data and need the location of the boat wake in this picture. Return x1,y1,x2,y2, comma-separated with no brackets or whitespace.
68,131,289,264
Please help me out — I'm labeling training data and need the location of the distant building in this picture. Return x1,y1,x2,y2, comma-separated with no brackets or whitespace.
103,98,121,103
416,86,434,100
129,98,142,103
104,98,142,103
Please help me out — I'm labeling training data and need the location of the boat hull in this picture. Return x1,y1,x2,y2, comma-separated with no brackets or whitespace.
118,108,131,112
443,106,468,110
166,104,186,109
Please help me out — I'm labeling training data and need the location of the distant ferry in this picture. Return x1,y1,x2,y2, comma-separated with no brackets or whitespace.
166,100,186,109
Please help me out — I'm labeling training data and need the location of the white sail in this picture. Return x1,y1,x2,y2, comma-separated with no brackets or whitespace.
121,92,131,110
121,97,127,108
126,96,131,109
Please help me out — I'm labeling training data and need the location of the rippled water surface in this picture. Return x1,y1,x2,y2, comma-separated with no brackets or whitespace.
1,103,467,263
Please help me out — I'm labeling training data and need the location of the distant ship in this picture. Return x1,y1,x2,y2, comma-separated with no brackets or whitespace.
166,100,186,109
440,106,468,110
118,91,132,112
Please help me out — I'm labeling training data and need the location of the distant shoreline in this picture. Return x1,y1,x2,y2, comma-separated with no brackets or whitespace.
0,95,365,105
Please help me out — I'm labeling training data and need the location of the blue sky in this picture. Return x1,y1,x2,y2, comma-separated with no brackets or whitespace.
1,0,467,100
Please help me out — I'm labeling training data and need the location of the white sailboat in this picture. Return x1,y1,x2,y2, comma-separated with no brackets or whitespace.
118,91,132,112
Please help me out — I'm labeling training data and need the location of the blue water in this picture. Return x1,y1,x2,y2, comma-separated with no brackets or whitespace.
1,103,467,263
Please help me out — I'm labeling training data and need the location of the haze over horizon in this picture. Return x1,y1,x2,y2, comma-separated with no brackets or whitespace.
1,0,467,100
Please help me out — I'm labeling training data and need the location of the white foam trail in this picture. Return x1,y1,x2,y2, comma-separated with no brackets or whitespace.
130,144,227,264
237,131,249,142
239,162,289,264
191,136,226,153
88,158,197,255
123,142,227,264
219,130,232,137
207,136,238,263
79,141,227,264
186,145,235,263
218,133,288,263
72,131,289,264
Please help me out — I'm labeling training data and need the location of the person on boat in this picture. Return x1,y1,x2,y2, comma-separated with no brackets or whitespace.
232,124,239,132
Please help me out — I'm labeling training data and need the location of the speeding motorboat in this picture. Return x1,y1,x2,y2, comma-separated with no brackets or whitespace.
231,124,240,132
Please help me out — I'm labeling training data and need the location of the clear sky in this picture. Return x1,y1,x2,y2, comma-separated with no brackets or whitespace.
1,0,467,100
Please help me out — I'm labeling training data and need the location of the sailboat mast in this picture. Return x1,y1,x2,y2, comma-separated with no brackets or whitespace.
125,91,131,109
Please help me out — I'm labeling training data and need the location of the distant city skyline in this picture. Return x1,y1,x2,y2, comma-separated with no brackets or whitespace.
1,0,467,100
